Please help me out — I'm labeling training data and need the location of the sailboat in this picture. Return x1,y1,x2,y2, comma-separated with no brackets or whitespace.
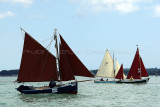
117,47,149,83
16,29,94,94
94,50,125,83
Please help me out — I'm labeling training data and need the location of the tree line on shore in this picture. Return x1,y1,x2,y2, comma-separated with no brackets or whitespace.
0,68,159,76
90,68,160,76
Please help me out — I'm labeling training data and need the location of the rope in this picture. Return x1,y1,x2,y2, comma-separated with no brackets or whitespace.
42,37,53,43
39,37,54,81
20,27,25,39
71,79,92,83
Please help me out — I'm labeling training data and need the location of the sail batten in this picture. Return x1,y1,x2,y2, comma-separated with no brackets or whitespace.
96,50,114,78
17,33,58,82
60,35,94,77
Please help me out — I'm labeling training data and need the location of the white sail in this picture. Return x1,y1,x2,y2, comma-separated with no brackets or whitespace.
123,72,126,79
115,59,120,76
115,59,126,79
96,50,114,78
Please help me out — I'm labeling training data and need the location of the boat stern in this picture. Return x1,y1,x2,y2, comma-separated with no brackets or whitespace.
57,82,78,94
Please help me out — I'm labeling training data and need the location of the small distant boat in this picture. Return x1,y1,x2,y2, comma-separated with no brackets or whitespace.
117,47,149,83
16,28,94,94
94,50,125,83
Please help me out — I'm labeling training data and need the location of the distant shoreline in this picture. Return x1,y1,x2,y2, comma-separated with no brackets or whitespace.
0,68,160,76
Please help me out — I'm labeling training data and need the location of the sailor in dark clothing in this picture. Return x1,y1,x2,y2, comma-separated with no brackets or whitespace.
49,80,56,88
100,78,104,81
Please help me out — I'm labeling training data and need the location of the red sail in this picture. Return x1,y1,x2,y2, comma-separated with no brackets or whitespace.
127,48,141,79
115,64,124,80
140,58,149,77
60,35,94,77
59,44,75,81
17,33,58,82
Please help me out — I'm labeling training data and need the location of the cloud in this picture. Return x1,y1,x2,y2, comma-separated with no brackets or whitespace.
0,0,34,7
69,0,146,15
154,5,160,17
0,11,16,19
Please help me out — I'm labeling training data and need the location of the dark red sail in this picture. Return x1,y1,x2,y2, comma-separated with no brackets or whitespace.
59,44,75,81
60,35,94,77
127,48,141,79
140,57,149,77
17,33,58,82
115,64,124,80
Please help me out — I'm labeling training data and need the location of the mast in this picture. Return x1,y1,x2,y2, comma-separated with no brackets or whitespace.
54,29,61,82
127,46,142,79
113,53,115,78
17,29,58,82
137,45,142,79
96,50,114,78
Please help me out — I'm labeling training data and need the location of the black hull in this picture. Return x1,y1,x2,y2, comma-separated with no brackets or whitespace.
17,82,78,94
117,78,149,84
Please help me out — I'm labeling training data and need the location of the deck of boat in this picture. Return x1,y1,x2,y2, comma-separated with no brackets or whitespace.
117,78,149,83
94,80,117,83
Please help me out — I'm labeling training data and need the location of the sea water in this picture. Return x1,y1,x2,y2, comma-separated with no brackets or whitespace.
0,76,160,107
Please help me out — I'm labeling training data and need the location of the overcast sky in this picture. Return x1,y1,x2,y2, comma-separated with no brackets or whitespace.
0,0,160,71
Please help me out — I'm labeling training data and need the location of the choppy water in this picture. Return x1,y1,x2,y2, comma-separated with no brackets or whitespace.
0,76,160,107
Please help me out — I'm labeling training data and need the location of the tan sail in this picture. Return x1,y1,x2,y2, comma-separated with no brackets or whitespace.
96,50,114,78
115,59,120,76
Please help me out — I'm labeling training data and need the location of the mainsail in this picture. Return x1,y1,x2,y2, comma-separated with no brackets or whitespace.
115,64,124,80
96,50,114,78
17,33,58,82
17,31,93,83
59,44,75,81
127,48,149,79
60,35,94,77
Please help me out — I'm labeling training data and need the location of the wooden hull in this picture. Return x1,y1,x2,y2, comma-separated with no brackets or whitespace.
17,82,78,94
94,80,117,83
117,78,149,83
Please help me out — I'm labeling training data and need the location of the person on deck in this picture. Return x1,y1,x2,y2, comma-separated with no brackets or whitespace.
49,80,56,88
130,76,134,81
100,78,104,81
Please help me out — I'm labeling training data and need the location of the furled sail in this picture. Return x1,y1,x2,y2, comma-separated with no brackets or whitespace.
17,33,58,82
59,44,75,81
60,35,94,77
96,50,114,78
127,48,142,79
115,64,124,80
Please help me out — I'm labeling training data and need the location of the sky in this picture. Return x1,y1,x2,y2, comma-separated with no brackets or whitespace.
0,0,160,71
